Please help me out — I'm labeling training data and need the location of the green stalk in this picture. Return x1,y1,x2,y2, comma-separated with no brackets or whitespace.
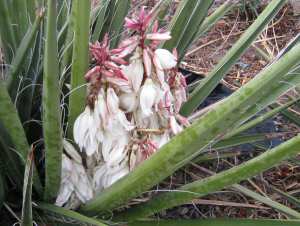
117,134,300,220
7,10,44,101
80,42,300,215
43,0,63,201
68,0,91,137
180,0,287,116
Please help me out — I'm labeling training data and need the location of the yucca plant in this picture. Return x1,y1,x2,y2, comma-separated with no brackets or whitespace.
0,0,300,225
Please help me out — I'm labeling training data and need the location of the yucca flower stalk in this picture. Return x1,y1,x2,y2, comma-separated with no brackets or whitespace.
56,7,189,208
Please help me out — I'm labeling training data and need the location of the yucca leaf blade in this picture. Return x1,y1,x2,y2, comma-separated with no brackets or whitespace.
129,219,300,226
233,184,300,219
0,81,29,161
68,0,91,136
21,149,34,226
0,0,17,62
162,0,214,59
0,134,23,188
43,0,63,201
195,0,235,42
109,0,130,48
180,0,287,116
91,0,110,42
0,173,4,209
225,98,300,138
36,203,107,226
117,134,300,220
6,9,44,101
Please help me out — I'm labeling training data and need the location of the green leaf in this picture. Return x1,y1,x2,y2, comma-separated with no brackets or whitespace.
195,0,235,40
6,9,44,102
35,203,107,226
233,184,300,218
117,134,300,220
162,0,214,59
109,0,130,48
225,97,300,138
0,173,4,209
129,219,300,226
281,108,300,127
269,186,300,208
80,41,300,215
0,81,42,194
180,0,287,116
68,0,91,137
99,0,116,41
0,81,29,162
21,149,34,226
0,0,17,62
60,1,75,75
10,0,29,43
0,134,23,188
213,133,279,150
91,0,110,42
43,0,63,201
156,0,173,24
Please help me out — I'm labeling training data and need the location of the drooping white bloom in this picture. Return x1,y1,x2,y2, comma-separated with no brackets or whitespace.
56,143,93,207
56,155,74,206
122,49,144,92
173,87,187,113
93,160,129,191
107,87,120,115
170,116,183,135
119,92,138,112
73,106,99,156
139,79,159,118
154,49,177,69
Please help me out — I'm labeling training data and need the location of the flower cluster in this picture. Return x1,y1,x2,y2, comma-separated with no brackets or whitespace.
56,7,188,207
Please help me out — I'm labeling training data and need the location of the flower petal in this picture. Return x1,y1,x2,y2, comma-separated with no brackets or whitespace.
122,59,144,92
170,116,183,134
154,48,177,69
139,79,158,118
119,92,137,112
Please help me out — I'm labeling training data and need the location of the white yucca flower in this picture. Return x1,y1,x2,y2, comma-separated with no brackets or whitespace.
73,106,99,156
139,79,159,118
61,7,188,208
154,49,177,69
56,141,93,207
